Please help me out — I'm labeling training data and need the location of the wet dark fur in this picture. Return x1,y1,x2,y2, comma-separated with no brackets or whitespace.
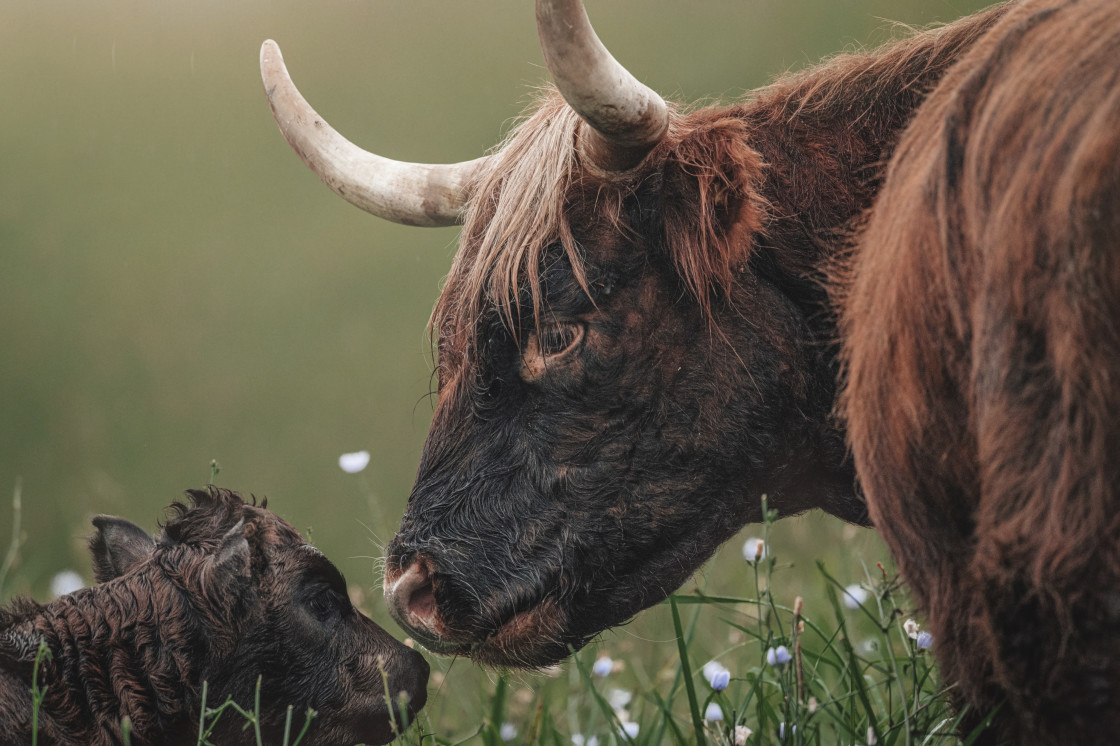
838,0,1120,742
0,487,427,745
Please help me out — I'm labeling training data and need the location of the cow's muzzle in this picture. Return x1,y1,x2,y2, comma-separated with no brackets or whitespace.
383,556,464,655
383,553,572,667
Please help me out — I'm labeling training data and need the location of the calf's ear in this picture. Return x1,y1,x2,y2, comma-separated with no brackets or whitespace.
658,116,766,312
199,521,253,626
90,515,156,582
208,520,250,577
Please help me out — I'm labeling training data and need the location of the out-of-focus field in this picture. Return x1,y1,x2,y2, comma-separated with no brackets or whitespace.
1,1,989,740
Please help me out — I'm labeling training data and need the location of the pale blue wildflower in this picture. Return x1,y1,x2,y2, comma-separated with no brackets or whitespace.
916,631,933,650
766,645,792,666
702,660,730,690
592,655,613,677
704,703,724,722
619,722,640,739
500,723,517,742
710,668,731,691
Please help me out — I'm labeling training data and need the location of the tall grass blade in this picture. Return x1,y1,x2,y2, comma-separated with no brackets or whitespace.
669,595,708,746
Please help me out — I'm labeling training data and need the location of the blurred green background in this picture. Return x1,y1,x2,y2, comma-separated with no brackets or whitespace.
1,0,989,737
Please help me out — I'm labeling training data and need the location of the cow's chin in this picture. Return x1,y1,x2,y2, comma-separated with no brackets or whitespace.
395,595,576,669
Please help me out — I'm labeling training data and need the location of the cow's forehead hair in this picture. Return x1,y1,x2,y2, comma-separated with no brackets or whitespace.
434,90,590,364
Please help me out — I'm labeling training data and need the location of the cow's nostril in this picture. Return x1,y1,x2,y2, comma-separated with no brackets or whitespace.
407,574,436,621
386,559,441,635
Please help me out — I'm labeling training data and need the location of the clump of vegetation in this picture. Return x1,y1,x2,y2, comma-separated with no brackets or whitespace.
6,486,991,745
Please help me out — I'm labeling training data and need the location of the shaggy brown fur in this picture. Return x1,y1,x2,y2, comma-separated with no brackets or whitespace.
0,487,428,745
839,0,1120,742
378,0,1117,741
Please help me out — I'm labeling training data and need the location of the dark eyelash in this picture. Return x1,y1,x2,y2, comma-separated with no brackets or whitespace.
308,586,345,619
538,324,580,356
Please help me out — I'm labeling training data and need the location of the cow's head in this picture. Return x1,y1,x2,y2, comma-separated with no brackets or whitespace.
262,0,862,667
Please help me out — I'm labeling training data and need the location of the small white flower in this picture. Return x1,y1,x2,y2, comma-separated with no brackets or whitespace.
915,630,933,650
779,723,797,740
842,584,870,609
765,645,791,666
867,726,878,745
904,618,920,640
702,660,726,681
619,721,640,739
338,450,371,474
734,724,753,745
742,537,767,562
607,688,632,711
592,655,613,677
499,722,517,742
704,702,724,722
571,735,599,746
50,570,84,598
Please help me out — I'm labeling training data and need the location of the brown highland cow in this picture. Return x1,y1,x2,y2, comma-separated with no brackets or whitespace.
260,0,1119,743
0,487,428,745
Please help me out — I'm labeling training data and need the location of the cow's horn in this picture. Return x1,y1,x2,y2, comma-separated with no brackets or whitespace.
535,0,669,173
259,40,484,228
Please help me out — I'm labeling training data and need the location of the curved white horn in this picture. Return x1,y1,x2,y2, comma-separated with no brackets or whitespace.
260,40,485,228
535,0,669,172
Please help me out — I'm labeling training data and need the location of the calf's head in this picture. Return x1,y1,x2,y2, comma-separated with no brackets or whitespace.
91,487,428,745
262,0,860,668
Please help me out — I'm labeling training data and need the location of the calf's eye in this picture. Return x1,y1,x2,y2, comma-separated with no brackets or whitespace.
307,587,344,620
521,322,584,381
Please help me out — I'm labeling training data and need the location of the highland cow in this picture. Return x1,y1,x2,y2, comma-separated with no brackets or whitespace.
260,0,1119,743
0,487,428,745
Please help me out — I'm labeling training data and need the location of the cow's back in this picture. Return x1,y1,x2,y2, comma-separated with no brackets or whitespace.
840,0,1120,742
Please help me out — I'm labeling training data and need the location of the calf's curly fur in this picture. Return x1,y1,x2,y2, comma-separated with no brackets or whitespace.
0,487,428,745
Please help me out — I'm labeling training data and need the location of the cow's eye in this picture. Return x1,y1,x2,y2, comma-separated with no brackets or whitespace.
538,323,583,357
521,322,584,381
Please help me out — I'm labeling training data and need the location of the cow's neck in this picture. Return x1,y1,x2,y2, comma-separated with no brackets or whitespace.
741,1,1010,339
19,580,204,745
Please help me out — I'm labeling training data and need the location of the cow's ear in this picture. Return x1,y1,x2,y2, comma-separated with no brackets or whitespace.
89,515,156,583
658,116,765,311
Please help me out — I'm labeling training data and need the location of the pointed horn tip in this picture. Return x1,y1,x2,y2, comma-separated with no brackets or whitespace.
260,39,283,69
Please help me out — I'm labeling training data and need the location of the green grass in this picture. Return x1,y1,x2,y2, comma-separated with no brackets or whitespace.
9,486,992,746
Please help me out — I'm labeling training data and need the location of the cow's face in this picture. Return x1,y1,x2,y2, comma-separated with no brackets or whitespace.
260,1,861,670
383,109,859,668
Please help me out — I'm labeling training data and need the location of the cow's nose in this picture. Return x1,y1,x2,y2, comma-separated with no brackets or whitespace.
384,558,441,637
